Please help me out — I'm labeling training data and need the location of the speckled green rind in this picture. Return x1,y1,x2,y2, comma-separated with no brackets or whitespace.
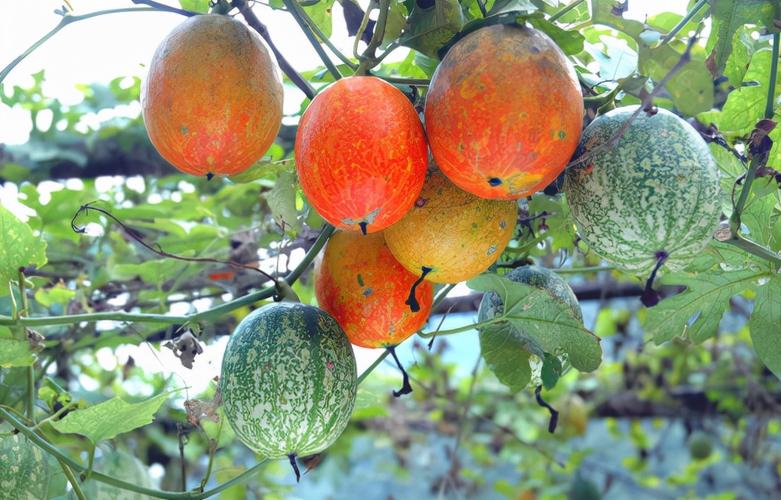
478,266,582,326
220,302,357,459
69,450,152,500
0,431,49,499
563,106,722,274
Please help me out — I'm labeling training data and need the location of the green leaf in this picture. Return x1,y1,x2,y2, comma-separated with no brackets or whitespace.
228,158,293,184
750,275,781,379
646,269,766,344
401,0,465,59
50,393,170,444
489,0,537,16
267,170,301,232
0,204,47,290
525,15,585,55
639,43,713,116
540,353,562,390
34,284,75,308
303,0,337,38
705,0,777,77
724,26,759,87
590,0,645,40
178,0,210,13
0,327,35,368
479,324,533,392
383,0,408,45
469,274,602,372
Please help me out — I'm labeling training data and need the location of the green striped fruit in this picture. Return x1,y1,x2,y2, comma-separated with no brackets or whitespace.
69,450,152,500
563,106,721,274
0,431,50,499
220,302,357,460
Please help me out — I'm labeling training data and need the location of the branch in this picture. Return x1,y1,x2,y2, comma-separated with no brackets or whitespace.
0,8,158,84
281,0,345,78
130,0,199,16
232,0,317,99
356,0,391,75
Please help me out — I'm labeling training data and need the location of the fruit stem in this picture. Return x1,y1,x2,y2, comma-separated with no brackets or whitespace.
281,0,343,79
534,385,559,434
548,0,584,23
288,454,301,482
405,266,432,312
388,346,413,397
659,0,708,45
640,251,668,308
355,0,391,75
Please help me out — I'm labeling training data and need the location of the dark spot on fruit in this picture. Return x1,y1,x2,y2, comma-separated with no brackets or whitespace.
357,274,364,287
358,222,368,235
530,46,540,54
415,197,427,208
488,177,502,186
499,219,507,229
558,130,566,139
326,361,334,369
180,126,188,134
471,222,478,229
362,287,373,297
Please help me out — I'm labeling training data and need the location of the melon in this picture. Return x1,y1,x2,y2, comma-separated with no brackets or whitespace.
314,231,434,348
424,24,583,200
69,450,152,500
295,76,428,233
563,106,721,274
0,430,51,499
141,15,283,177
384,169,518,284
220,302,357,461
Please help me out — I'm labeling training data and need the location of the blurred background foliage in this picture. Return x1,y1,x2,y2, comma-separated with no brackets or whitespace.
1,0,781,499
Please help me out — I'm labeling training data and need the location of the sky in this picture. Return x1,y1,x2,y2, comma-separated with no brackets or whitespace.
0,0,688,144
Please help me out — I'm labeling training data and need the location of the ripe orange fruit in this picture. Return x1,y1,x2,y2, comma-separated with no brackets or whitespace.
141,15,283,177
425,24,583,199
314,231,433,348
384,169,518,284
295,76,428,234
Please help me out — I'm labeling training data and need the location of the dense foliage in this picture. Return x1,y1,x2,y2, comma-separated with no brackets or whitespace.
1,0,780,499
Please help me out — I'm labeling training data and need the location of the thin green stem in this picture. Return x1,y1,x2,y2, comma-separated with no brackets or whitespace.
352,0,375,60
548,0,584,23
26,366,35,420
58,458,86,500
724,234,781,268
32,402,77,431
0,8,156,84
282,0,342,79
0,408,267,500
433,284,456,306
287,0,356,68
356,0,391,74
765,32,780,120
357,350,390,385
0,224,335,331
659,0,707,45
418,316,504,339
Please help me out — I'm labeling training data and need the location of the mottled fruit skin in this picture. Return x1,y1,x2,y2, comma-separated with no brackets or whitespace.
315,231,434,348
220,302,357,459
141,15,283,177
0,431,50,499
425,24,583,200
295,76,428,233
563,106,722,274
384,170,518,283
477,266,582,324
69,450,152,500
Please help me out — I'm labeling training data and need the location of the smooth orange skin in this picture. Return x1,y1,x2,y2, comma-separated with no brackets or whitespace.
384,170,518,284
141,15,283,177
424,24,584,200
295,76,429,233
314,231,433,348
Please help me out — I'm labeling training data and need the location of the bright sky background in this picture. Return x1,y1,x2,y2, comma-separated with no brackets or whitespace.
0,0,688,144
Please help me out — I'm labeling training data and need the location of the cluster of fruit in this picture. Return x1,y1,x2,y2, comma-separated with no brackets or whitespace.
140,13,721,475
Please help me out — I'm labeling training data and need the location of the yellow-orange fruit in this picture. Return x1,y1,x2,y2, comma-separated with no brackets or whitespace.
295,76,429,234
425,24,583,199
141,15,283,177
314,231,433,348
384,170,518,284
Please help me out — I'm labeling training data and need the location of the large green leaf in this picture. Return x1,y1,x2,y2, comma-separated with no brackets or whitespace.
750,275,781,379
50,393,170,444
479,325,533,392
526,14,585,55
468,274,602,373
0,326,35,368
401,0,465,59
303,0,337,38
0,204,47,290
267,169,302,232
178,0,210,13
590,0,644,40
705,0,778,76
640,43,713,116
646,269,766,344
